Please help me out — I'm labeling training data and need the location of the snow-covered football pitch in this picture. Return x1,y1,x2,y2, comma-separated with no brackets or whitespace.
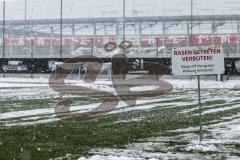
0,77,240,160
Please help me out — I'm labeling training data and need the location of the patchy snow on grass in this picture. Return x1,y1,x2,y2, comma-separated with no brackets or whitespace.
5,118,59,127
0,108,55,120
186,143,218,152
78,155,144,160
209,117,240,143
202,104,240,115
2,77,240,89
130,85,159,92
166,79,240,89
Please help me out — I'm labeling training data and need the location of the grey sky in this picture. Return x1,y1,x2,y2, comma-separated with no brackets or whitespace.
0,0,240,20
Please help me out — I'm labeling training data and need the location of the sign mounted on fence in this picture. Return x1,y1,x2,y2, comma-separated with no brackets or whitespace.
2,65,28,71
171,46,225,76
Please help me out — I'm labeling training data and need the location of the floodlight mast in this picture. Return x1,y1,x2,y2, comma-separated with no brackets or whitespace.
24,0,27,49
2,0,5,58
123,0,126,42
60,0,63,57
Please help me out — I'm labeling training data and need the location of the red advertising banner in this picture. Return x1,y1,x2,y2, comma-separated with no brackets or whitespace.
0,35,237,46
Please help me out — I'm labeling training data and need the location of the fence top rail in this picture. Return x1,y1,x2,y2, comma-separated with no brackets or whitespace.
0,15,240,26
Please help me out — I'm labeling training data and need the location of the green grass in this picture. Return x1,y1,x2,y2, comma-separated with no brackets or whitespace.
0,96,93,113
